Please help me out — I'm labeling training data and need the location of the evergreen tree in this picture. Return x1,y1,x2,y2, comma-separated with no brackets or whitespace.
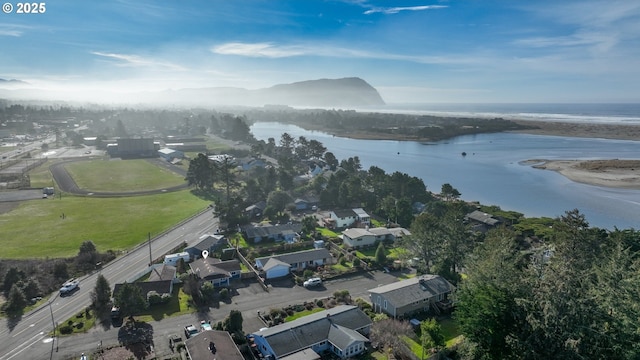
375,242,387,265
113,282,147,318
91,274,112,317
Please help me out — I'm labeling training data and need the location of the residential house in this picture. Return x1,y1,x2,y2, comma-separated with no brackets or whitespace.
113,264,177,300
185,330,243,360
185,234,227,260
251,305,372,359
465,210,502,232
242,223,302,243
244,201,266,218
294,195,319,211
255,248,333,279
326,209,357,229
368,275,455,318
342,227,411,248
237,157,267,171
189,258,241,287
352,208,371,227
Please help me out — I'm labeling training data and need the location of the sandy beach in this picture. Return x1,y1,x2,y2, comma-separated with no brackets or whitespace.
511,119,640,141
512,120,640,189
526,159,640,190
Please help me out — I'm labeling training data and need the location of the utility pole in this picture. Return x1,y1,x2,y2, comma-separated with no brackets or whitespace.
148,232,152,266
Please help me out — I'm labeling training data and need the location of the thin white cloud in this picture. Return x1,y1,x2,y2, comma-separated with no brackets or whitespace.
211,41,480,66
364,5,447,15
212,43,308,58
0,29,22,37
91,51,185,71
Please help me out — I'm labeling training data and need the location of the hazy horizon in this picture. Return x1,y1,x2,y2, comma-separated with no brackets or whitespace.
2,1,640,104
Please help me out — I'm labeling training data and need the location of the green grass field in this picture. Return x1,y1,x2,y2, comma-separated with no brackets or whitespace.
0,190,209,258
64,159,185,191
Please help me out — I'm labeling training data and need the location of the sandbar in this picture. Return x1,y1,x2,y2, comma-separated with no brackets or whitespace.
511,120,640,141
527,159,640,189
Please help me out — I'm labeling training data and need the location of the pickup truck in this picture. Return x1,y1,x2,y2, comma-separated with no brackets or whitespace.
59,279,79,296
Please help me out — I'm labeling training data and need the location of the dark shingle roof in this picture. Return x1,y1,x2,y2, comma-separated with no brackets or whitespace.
185,330,243,360
253,305,371,358
332,209,357,218
189,258,240,280
368,275,455,309
147,264,176,282
243,223,302,239
113,280,172,297
256,248,331,267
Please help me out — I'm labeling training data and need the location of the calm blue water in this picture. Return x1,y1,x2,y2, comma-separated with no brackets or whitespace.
250,122,640,230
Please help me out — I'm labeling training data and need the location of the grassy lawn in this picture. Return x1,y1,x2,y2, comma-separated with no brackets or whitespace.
136,288,194,322
0,190,210,258
440,317,463,347
284,307,325,322
316,227,339,238
64,159,185,192
28,159,58,188
402,335,425,359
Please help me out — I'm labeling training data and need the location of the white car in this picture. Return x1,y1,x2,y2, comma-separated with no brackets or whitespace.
303,277,322,288
59,279,79,295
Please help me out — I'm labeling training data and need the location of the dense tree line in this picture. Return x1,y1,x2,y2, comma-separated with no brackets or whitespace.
455,210,640,359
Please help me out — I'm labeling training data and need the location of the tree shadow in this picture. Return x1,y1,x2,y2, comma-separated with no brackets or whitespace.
6,313,23,332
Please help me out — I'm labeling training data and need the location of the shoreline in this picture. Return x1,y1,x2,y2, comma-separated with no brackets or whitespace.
526,159,640,190
510,119,640,141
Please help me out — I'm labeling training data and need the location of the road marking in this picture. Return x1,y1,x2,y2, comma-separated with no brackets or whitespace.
0,331,46,360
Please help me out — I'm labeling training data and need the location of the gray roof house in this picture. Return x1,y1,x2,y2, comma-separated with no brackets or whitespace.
368,275,455,318
189,258,241,287
113,264,177,300
255,248,333,279
342,227,411,248
185,330,243,360
250,305,372,359
243,223,302,243
185,234,227,260
465,210,502,232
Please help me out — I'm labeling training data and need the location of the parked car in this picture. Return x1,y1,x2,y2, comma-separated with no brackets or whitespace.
110,306,120,319
184,324,198,339
200,320,212,331
303,277,322,288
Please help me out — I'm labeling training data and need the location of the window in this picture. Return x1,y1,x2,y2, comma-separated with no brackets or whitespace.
384,300,387,309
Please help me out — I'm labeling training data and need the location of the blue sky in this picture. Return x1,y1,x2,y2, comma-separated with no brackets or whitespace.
1,0,639,103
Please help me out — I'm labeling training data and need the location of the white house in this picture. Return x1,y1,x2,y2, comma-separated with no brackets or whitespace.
255,248,333,279
328,209,358,229
342,227,411,248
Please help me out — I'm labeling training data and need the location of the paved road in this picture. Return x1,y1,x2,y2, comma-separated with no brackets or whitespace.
0,209,220,360
18,270,402,360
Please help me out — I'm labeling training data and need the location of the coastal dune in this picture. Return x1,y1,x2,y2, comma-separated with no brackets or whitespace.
527,159,640,189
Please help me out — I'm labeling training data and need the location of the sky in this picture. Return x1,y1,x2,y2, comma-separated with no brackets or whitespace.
1,0,639,103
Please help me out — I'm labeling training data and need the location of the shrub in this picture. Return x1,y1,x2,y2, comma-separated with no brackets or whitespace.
75,322,84,329
316,299,324,308
339,257,347,266
220,288,229,299
303,269,314,278
352,257,361,267
59,325,73,334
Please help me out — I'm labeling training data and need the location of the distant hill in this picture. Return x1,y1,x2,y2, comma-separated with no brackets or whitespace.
152,77,385,107
0,77,386,107
0,78,27,86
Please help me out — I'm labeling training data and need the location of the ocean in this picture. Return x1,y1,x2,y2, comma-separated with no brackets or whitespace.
356,103,640,125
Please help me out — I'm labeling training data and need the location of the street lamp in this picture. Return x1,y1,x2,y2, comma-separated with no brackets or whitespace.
48,297,58,353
